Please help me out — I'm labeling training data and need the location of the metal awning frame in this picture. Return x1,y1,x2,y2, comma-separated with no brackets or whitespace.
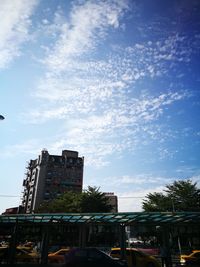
1,212,200,225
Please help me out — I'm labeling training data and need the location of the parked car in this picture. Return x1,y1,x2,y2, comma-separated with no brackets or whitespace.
180,250,200,266
130,243,160,256
64,247,128,267
0,246,39,263
110,248,161,267
48,248,70,263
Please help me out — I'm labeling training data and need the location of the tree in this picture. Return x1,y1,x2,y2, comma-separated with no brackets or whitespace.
142,192,173,212
36,186,112,213
142,180,200,212
36,191,82,213
80,186,112,212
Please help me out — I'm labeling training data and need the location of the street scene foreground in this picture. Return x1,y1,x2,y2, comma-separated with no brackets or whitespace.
0,212,200,266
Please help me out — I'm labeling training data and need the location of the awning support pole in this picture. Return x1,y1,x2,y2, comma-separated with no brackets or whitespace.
40,225,49,264
119,223,126,260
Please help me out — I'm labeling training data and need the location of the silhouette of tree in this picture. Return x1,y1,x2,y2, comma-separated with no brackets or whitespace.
36,186,112,213
142,180,200,212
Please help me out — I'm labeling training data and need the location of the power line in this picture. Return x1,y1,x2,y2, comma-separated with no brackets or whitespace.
0,195,145,198
118,196,144,199
0,195,20,198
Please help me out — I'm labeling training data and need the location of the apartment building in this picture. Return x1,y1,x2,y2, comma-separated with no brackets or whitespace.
21,149,84,213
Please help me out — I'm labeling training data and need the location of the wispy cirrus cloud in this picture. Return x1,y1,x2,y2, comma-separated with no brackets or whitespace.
27,91,189,161
0,0,38,69
1,0,199,215
44,0,129,71
23,0,197,167
100,174,175,190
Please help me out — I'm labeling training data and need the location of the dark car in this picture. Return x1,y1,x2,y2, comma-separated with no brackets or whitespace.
64,247,128,267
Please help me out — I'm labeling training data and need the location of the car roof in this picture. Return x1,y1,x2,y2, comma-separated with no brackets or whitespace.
111,248,138,251
49,248,70,254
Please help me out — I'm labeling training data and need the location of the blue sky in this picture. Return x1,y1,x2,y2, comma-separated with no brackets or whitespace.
0,0,200,213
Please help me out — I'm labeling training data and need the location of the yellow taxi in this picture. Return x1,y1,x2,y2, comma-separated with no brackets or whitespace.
110,248,161,267
48,248,70,263
0,246,39,263
180,250,200,266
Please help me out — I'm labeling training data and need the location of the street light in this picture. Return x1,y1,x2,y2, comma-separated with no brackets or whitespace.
0,115,5,120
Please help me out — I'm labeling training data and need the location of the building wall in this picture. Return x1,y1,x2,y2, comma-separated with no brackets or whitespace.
21,149,84,213
104,192,118,212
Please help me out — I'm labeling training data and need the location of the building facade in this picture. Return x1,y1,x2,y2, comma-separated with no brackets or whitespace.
21,149,84,213
104,192,118,212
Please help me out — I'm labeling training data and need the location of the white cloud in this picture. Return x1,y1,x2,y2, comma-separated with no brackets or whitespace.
102,174,175,189
0,0,38,69
44,0,129,71
0,139,41,158
25,89,188,167
22,1,194,168
191,175,200,188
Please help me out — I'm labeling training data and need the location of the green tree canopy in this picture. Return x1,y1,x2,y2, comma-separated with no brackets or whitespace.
36,186,112,213
80,186,112,212
142,179,200,212
36,191,82,213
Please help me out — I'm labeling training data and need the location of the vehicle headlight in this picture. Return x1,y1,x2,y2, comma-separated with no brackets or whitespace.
180,258,186,263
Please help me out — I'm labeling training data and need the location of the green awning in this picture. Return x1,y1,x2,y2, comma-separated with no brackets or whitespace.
0,212,200,225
